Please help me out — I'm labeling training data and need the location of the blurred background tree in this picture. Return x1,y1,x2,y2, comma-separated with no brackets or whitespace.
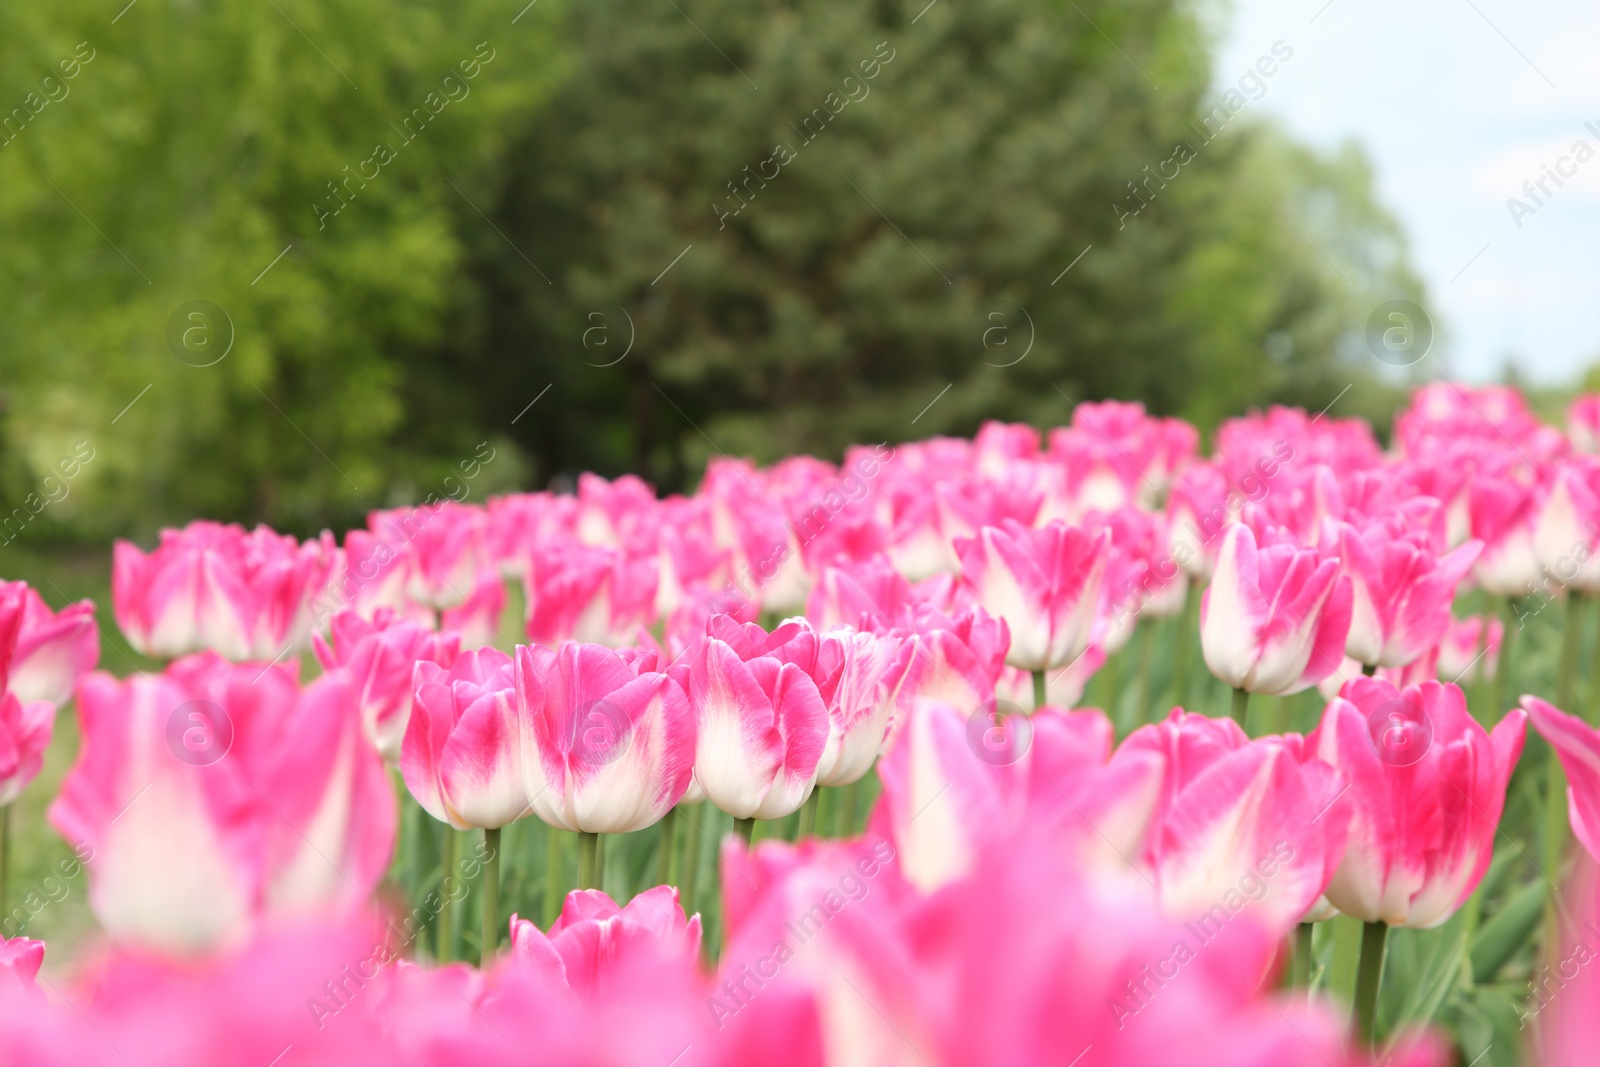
1,0,1427,540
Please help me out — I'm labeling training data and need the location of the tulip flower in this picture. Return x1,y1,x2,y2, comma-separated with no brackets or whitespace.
0,582,98,709
1329,522,1481,668
524,543,657,648
439,571,509,650
1570,394,1600,454
954,520,1111,701
313,608,461,763
0,692,52,810
803,556,912,631
403,648,529,831
508,885,700,997
871,699,1162,891
113,521,341,661
1470,476,1544,597
1524,696,1600,861
49,655,394,952
680,617,830,827
1121,710,1350,932
1535,457,1600,593
515,642,694,836
1436,614,1503,684
0,937,42,1003
1309,678,1524,928
1201,523,1352,706
813,628,915,790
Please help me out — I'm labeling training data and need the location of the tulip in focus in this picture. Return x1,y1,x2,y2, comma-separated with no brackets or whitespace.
1121,710,1350,932
954,519,1111,672
516,642,694,834
1201,522,1353,695
680,617,830,821
404,648,530,830
814,628,915,788
1308,678,1524,927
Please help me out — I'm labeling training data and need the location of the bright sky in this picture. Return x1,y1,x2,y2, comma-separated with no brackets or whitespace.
1213,0,1600,384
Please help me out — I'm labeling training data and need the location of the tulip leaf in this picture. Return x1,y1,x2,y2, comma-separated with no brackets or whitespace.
1470,878,1547,984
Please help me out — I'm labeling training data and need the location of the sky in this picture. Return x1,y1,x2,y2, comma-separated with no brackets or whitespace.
1213,0,1600,384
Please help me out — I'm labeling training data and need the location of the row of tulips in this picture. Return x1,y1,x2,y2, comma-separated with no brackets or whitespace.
2,381,1600,1065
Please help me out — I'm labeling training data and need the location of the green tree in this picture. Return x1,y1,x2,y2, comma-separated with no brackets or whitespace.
438,0,1425,490
0,0,560,541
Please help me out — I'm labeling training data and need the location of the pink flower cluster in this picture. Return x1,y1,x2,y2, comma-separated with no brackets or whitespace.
13,384,1600,1063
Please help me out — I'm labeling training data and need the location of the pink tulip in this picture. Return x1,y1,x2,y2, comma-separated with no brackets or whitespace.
716,822,1441,1067
50,655,395,951
954,519,1111,672
487,490,576,577
439,570,509,649
1167,462,1235,580
1200,522,1352,695
1121,710,1350,931
1329,521,1481,668
516,642,694,834
1436,614,1503,684
803,556,911,631
814,628,915,788
1308,678,1525,927
886,604,1009,739
0,920,394,1064
872,699,1162,890
524,543,657,648
0,582,98,708
574,472,661,552
368,501,492,610
0,937,42,1003
1470,475,1544,596
404,648,529,830
113,521,341,661
680,617,830,820
313,608,462,763
508,886,700,997
1535,456,1600,593
0,594,51,806
1569,394,1600,454
1524,696,1600,861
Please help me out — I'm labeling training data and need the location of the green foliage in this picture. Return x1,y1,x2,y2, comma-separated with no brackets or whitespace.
0,0,559,540
420,0,1428,491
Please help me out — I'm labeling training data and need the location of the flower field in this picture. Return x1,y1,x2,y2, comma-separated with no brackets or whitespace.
2,382,1600,1066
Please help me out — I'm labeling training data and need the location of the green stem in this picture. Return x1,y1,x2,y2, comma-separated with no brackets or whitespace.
1560,593,1584,709
1591,593,1600,725
1292,921,1314,989
481,827,500,964
1031,668,1047,711
734,817,756,846
1172,577,1196,706
1360,662,1377,677
680,803,703,911
657,806,678,887
577,831,600,890
795,789,820,840
0,805,9,919
596,833,607,890
1490,597,1517,721
544,825,565,925
437,826,458,962
1135,622,1154,728
1353,920,1390,1046
1230,687,1250,728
